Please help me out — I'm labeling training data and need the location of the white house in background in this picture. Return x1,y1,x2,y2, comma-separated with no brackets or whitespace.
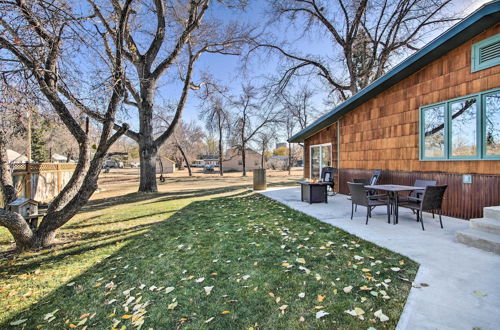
156,156,176,174
222,148,262,172
7,149,28,164
51,153,69,163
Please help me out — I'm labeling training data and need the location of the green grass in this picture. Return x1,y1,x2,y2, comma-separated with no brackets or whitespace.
0,189,417,329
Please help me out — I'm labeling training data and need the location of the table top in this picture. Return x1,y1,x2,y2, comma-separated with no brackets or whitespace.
299,181,330,186
365,184,422,192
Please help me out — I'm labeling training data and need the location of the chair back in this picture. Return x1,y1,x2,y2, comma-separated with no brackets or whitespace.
411,179,437,197
369,169,382,186
414,179,437,188
420,185,447,211
353,178,369,185
321,167,335,183
347,182,369,207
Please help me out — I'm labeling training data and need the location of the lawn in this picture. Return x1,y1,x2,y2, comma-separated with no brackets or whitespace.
0,182,417,329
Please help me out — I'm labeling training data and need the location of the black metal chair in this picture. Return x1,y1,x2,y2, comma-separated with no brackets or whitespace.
352,170,383,212
321,167,336,196
399,185,447,230
348,182,390,225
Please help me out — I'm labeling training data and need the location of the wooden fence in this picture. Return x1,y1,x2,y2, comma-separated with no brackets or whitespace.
5,163,77,205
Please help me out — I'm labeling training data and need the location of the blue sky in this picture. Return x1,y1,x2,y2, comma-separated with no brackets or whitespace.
118,0,491,140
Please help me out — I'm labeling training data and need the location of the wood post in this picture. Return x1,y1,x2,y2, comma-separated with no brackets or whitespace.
57,163,62,193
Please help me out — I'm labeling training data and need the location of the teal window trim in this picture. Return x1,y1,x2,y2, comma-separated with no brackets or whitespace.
419,87,500,161
471,33,500,73
448,95,480,160
420,102,447,160
482,90,500,160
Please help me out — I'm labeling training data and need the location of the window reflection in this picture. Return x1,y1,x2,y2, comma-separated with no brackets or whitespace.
424,105,445,158
451,98,477,157
485,92,500,156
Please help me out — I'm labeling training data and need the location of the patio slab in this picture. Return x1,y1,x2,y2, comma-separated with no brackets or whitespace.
260,187,500,330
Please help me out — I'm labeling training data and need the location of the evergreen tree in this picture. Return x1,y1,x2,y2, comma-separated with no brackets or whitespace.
31,127,48,163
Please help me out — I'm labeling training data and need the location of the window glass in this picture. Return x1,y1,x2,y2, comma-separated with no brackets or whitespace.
485,92,500,156
321,145,332,168
310,146,320,178
423,105,446,158
451,98,477,157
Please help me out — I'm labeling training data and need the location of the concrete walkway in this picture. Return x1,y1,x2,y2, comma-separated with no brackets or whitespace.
260,187,500,330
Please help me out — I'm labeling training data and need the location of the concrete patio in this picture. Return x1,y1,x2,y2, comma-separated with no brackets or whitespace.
260,187,500,330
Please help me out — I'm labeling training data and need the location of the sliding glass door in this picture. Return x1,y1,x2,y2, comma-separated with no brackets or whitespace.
310,144,332,178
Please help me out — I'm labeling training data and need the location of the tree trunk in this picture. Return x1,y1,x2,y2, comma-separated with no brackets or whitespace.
241,144,246,177
0,133,16,205
138,138,158,193
288,141,292,175
177,145,192,177
218,118,223,176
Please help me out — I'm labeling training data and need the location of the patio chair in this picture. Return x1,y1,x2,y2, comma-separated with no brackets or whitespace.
399,179,437,217
321,167,336,195
351,170,383,212
348,182,390,225
399,185,447,230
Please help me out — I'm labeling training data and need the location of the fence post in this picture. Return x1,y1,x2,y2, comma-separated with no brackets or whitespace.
25,162,32,199
57,163,62,193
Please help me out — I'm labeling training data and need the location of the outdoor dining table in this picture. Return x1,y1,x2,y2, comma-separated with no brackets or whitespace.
364,184,422,224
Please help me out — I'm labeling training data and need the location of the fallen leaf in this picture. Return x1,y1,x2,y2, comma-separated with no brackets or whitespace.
298,292,305,298
9,319,27,326
221,310,231,315
195,277,205,283
165,287,175,294
343,286,353,293
374,309,389,322
205,317,215,323
167,301,178,310
299,316,305,322
204,286,214,296
296,257,306,264
316,311,329,319
317,295,325,302
390,267,400,272
268,292,275,298
473,290,487,297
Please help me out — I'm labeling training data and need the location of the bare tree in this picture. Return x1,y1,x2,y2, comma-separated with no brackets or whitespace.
230,85,278,176
252,0,458,101
0,0,131,250
279,87,319,131
159,120,204,176
199,80,231,176
74,0,254,193
255,130,274,169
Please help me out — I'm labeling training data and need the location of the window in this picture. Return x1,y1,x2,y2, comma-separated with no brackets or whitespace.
420,88,500,160
484,91,500,156
471,33,500,72
310,144,332,178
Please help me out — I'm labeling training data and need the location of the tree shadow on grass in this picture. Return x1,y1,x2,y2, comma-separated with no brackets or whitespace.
0,190,252,328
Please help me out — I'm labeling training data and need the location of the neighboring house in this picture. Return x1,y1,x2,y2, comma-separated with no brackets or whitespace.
51,153,69,163
268,155,289,170
222,148,262,172
289,2,500,220
7,149,28,164
156,157,176,174
192,156,219,167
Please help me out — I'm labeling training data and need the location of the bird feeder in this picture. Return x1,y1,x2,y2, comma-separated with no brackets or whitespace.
8,198,39,219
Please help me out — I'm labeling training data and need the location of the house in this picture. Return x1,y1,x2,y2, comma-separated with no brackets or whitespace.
289,1,500,220
192,155,219,167
222,148,263,172
156,156,176,174
51,153,70,163
7,149,28,164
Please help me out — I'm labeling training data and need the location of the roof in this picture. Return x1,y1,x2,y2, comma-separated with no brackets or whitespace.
52,153,68,161
8,198,37,206
7,149,28,163
289,0,500,143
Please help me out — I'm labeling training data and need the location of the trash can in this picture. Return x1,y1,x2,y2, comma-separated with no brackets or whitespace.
253,169,267,191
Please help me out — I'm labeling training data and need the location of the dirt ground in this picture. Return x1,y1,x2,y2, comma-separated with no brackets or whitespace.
94,167,304,199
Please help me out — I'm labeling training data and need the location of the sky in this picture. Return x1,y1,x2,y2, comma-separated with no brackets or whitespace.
169,0,492,134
